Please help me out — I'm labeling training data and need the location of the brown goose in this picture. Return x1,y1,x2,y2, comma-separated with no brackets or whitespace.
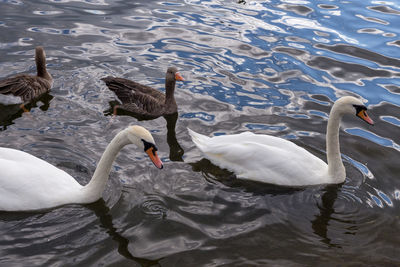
0,46,53,109
101,67,184,118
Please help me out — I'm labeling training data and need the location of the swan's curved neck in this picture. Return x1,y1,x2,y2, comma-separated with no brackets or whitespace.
81,130,131,202
326,105,346,183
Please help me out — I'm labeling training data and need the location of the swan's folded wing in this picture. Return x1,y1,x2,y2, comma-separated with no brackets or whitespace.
191,132,328,186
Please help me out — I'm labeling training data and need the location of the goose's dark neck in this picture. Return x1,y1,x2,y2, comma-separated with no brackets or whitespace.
165,79,176,104
35,49,49,79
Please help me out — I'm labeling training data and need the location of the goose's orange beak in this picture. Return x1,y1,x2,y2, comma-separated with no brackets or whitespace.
175,72,184,81
146,147,163,169
357,109,374,125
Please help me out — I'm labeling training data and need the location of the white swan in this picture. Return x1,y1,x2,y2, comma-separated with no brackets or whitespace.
0,125,163,211
188,96,374,186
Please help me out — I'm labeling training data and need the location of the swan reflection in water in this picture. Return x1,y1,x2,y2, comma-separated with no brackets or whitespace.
0,199,161,266
86,199,161,266
311,184,341,248
191,157,342,248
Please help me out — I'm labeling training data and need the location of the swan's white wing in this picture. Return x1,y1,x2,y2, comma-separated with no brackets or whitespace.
188,129,328,186
0,147,82,211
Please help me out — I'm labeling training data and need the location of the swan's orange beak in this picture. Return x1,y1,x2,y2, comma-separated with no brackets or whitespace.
175,72,184,81
357,109,374,125
146,147,163,169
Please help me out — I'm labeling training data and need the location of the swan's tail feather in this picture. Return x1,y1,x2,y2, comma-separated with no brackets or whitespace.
187,128,210,152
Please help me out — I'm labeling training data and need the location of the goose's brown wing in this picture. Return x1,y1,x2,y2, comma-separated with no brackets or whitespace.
110,86,165,116
0,75,51,102
122,97,165,116
101,76,165,100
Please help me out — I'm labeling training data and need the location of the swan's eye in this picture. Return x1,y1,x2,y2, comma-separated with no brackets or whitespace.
353,104,367,115
142,139,152,151
142,139,157,154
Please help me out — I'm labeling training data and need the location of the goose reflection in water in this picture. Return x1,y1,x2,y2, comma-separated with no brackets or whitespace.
0,93,53,131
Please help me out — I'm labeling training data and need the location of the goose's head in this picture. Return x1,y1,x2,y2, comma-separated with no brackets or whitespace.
126,125,163,169
35,46,45,57
166,66,184,82
334,96,374,125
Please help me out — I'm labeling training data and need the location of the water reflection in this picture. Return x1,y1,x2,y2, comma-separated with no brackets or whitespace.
85,200,159,266
0,93,53,131
311,184,341,248
190,157,304,196
190,158,236,184
164,113,184,162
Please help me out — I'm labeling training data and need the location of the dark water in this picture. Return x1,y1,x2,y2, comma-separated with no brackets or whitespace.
0,0,399,265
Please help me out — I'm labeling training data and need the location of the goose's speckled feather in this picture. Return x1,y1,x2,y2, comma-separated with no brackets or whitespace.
102,66,183,118
0,46,52,105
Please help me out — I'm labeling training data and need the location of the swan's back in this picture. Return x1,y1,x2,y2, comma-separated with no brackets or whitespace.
0,148,82,211
188,129,328,186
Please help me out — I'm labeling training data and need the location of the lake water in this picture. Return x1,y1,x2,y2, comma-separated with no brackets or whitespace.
0,0,399,266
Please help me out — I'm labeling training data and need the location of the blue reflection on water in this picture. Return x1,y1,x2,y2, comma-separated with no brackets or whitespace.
345,127,400,151
381,116,400,126
370,194,383,208
309,110,328,119
368,190,394,208
376,189,393,207
181,112,215,122
245,123,287,131
0,0,23,5
342,154,373,179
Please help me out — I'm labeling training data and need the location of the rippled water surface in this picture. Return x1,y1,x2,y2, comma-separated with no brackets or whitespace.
0,0,399,265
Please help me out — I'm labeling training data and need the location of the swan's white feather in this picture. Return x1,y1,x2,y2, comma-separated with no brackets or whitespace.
188,128,328,186
0,147,83,211
0,125,160,212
